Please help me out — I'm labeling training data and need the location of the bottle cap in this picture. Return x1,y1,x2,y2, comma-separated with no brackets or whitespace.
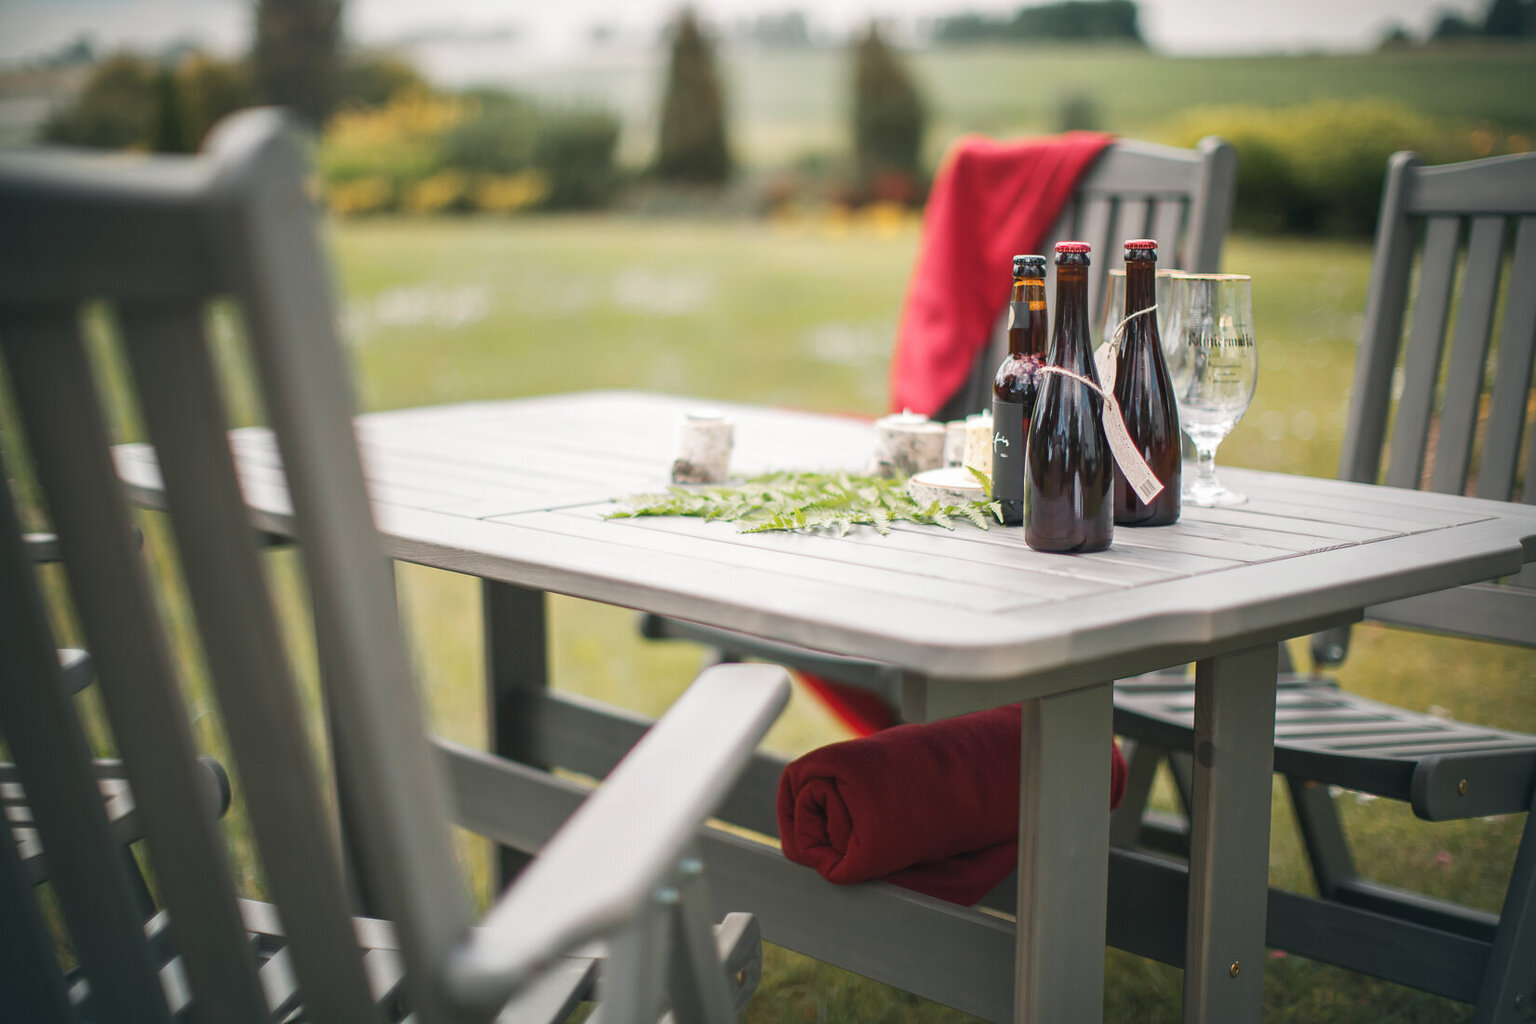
1012,254,1047,275
1055,241,1091,253
1124,239,1158,249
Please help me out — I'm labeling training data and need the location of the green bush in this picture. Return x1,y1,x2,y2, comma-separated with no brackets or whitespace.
1166,98,1480,236
535,108,622,209
441,90,540,174
41,53,159,149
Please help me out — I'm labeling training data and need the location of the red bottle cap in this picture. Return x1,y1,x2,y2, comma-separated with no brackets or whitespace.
1055,241,1091,253
1124,239,1158,249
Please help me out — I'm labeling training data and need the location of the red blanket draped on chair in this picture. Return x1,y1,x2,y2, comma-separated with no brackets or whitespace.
889,130,1114,417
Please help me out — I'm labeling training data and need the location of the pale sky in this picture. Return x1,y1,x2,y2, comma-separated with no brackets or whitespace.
0,0,1493,64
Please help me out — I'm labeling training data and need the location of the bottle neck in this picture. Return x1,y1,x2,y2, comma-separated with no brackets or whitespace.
1122,260,1158,352
1050,265,1094,376
1008,277,1048,358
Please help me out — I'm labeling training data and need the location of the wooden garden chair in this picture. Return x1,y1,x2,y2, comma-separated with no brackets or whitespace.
0,107,789,1023
1113,149,1536,1019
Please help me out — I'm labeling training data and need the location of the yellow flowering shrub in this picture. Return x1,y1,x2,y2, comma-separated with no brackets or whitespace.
319,90,468,199
473,171,551,213
325,176,394,215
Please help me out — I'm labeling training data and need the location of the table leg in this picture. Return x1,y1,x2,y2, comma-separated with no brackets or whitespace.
482,579,549,888
1183,643,1279,1024
1015,681,1113,1024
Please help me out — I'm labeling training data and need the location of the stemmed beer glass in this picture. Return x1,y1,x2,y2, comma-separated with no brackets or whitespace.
1164,273,1257,506
1100,268,1175,356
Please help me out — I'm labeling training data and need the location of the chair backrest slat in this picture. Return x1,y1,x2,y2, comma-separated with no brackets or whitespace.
1112,197,1152,248
1431,215,1506,494
1481,216,1536,502
1149,199,1187,266
0,463,174,1024
0,309,270,1023
1340,156,1420,485
1385,214,1461,490
115,301,381,1024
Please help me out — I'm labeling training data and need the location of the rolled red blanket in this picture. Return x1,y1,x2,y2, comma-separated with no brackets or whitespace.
777,704,1127,905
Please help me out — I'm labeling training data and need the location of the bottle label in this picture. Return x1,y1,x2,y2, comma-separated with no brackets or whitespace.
1035,366,1165,505
1007,301,1030,330
990,398,1024,524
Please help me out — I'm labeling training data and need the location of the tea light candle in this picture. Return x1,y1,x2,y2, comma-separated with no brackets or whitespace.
868,410,946,478
672,410,734,484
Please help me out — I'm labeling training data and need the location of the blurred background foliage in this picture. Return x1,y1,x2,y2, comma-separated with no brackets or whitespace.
24,0,1535,231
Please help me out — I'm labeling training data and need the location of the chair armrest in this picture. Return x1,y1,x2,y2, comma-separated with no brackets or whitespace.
441,662,790,1013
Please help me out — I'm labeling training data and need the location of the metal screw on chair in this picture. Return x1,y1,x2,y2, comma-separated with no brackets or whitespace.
679,857,705,877
1229,961,1241,977
735,968,748,987
1458,778,1469,796
655,886,681,906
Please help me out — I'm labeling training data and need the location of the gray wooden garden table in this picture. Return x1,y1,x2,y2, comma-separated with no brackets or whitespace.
114,390,1536,1024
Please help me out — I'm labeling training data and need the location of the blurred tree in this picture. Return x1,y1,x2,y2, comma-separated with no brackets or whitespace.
934,1,1145,45
1430,11,1478,41
1057,92,1101,132
150,64,191,152
654,8,732,184
253,0,343,129
178,54,255,148
851,23,926,204
1483,0,1535,36
1377,24,1416,50
40,54,158,148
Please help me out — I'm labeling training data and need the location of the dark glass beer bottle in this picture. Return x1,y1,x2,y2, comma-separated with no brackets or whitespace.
1113,239,1182,525
991,254,1048,525
1024,242,1113,552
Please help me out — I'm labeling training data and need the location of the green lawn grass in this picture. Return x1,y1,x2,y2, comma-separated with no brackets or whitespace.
320,214,1531,1022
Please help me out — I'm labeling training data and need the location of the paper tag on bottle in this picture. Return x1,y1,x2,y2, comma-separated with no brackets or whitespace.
1100,392,1165,504
1093,342,1117,394
1037,365,1164,504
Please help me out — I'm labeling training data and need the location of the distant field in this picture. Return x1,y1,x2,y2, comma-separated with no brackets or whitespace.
410,41,1536,168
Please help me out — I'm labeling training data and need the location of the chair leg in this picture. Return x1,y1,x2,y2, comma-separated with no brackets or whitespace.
664,855,743,1024
1472,787,1536,1024
483,579,549,888
1284,776,1358,901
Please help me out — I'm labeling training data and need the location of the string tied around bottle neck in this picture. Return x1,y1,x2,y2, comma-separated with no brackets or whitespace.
1108,303,1158,354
